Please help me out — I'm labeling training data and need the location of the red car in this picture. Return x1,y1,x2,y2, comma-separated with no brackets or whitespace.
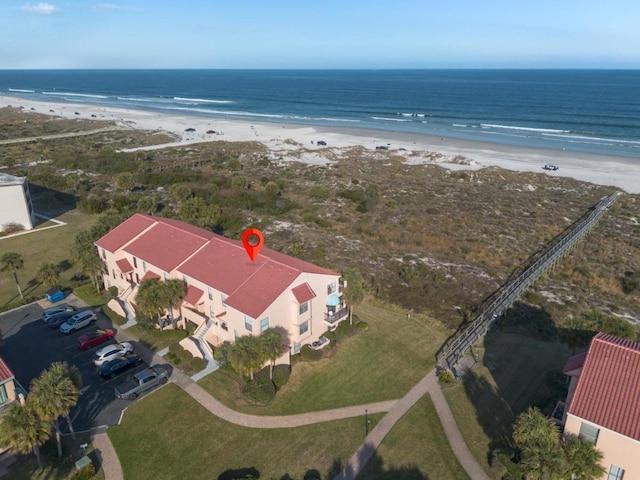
77,329,115,350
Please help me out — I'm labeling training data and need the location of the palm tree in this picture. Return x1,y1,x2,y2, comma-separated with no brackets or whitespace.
36,263,60,289
164,279,187,328
513,407,564,479
260,328,285,380
80,253,105,293
230,335,263,380
0,251,24,299
29,362,80,457
342,267,365,325
49,362,81,439
563,434,605,479
0,402,51,469
135,278,166,326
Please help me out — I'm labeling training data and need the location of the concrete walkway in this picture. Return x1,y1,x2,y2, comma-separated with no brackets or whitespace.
91,432,124,480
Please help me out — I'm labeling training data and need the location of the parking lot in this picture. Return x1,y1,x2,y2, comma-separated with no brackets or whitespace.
0,298,171,432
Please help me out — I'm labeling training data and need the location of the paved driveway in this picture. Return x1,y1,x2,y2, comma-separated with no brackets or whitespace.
0,299,150,433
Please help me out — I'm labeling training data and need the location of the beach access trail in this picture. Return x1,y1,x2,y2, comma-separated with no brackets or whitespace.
0,126,124,145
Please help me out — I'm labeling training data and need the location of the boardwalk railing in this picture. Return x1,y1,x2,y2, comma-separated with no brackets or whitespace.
437,192,621,369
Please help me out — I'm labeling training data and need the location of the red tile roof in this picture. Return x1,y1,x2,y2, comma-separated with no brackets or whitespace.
115,258,134,273
0,357,15,383
563,352,587,374
184,285,204,306
95,214,340,319
95,214,155,252
292,283,316,304
141,270,161,281
124,222,208,273
567,333,640,441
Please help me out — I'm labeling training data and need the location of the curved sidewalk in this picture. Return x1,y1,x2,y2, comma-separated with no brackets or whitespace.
91,432,124,480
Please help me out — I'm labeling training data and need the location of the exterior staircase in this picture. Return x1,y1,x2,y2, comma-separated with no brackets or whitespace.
189,319,219,381
119,284,138,329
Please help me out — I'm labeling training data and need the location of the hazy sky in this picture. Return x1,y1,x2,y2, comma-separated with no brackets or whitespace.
1,0,639,69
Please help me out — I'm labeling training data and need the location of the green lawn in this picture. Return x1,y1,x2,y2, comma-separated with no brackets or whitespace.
108,383,384,480
198,300,450,415
0,209,97,308
358,394,470,480
443,330,570,478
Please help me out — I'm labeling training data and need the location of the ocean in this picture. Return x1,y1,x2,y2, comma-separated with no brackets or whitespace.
1,69,639,158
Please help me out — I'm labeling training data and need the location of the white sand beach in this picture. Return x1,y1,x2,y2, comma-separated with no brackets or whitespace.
2,95,639,194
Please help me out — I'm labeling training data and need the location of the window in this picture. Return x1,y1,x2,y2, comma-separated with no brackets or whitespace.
182,274,187,284
299,302,309,315
579,422,600,443
293,342,301,354
245,316,253,332
221,322,228,331
112,269,116,279
142,261,147,272
208,287,213,301
234,329,239,339
299,321,309,336
222,294,228,305
0,384,7,404
132,257,138,268
209,306,215,319
260,317,270,332
102,248,106,260
163,272,168,280
608,465,625,480
327,282,336,294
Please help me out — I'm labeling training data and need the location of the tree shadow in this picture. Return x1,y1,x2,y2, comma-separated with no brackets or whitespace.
218,466,260,480
348,445,427,480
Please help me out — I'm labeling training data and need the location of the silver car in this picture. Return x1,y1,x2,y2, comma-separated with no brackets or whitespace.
93,342,134,366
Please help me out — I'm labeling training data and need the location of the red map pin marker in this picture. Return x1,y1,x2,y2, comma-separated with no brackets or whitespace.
241,228,264,262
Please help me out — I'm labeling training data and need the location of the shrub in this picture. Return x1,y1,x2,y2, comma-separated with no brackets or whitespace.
107,286,119,299
71,463,95,480
213,341,233,367
438,369,455,384
254,367,272,387
78,197,108,214
242,379,275,405
357,321,369,330
323,331,336,342
300,345,323,361
272,364,291,390
310,186,331,199
2,222,25,234
187,356,207,374
622,271,640,294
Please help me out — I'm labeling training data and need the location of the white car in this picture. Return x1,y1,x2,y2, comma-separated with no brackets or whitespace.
59,310,97,334
42,304,75,322
93,342,134,366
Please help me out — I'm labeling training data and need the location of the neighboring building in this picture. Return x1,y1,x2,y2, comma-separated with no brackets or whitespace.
0,173,35,232
563,332,640,480
0,357,22,414
95,214,347,357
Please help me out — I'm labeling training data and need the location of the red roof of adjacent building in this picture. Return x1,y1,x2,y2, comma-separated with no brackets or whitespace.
95,214,155,252
0,357,15,383
184,285,204,306
95,214,340,319
567,333,640,441
116,258,134,273
292,283,316,304
563,352,588,374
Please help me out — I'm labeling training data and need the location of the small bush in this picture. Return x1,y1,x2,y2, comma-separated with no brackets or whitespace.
254,367,272,387
107,286,119,299
323,331,336,342
438,369,455,384
186,356,207,374
300,345,323,361
71,463,95,480
272,364,291,390
242,379,275,405
2,222,25,234
357,321,369,330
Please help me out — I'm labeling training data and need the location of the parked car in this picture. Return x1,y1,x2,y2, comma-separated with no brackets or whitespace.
93,342,133,366
47,311,75,328
543,164,559,171
42,304,75,322
316,140,327,146
98,354,141,379
77,329,116,350
59,310,97,334
114,366,169,400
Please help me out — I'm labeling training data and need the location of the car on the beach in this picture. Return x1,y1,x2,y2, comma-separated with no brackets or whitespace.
376,145,389,150
543,164,559,171
185,127,196,132
317,140,327,146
